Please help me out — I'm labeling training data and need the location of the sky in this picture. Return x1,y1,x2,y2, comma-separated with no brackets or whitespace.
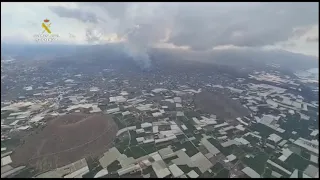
1,2,319,57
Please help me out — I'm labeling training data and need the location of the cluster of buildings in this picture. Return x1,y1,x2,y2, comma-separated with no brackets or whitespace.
1,60,318,178
1,149,26,178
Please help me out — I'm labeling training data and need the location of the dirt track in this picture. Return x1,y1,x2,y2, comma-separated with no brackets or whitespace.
11,113,118,173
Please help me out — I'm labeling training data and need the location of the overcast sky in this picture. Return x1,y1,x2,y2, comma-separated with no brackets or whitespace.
1,2,318,57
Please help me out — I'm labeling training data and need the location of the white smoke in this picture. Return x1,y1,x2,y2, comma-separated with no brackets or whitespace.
49,3,172,69
103,3,173,70
121,24,152,69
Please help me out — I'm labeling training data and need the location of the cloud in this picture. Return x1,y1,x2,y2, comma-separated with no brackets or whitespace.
1,33,32,44
44,2,319,67
48,6,102,24
306,36,319,43
91,2,130,20
48,3,318,50
166,2,318,50
2,2,318,64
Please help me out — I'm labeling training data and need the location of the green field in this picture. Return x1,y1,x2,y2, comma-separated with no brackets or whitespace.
242,152,269,174
214,168,229,178
285,153,310,171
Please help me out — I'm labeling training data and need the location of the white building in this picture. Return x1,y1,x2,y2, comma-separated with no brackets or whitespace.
141,122,152,129
109,96,127,103
303,165,319,178
94,169,109,178
187,170,199,178
226,154,237,162
242,167,260,178
174,97,182,103
106,107,120,114
152,160,171,178
268,134,282,143
168,164,184,177
1,156,12,166
294,138,318,155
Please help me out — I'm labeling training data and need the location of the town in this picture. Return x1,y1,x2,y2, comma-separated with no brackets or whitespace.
1,56,318,178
